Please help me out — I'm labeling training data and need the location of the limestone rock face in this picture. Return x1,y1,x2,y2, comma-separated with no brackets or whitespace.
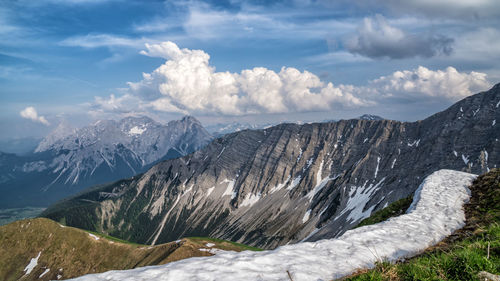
0,115,211,208
43,84,500,249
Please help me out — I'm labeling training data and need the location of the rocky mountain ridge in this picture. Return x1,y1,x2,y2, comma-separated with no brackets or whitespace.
43,84,500,249
0,115,211,208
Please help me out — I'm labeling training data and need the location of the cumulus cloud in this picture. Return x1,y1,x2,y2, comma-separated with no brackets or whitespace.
345,15,453,59
93,42,492,117
365,66,492,101
20,106,50,125
128,41,368,115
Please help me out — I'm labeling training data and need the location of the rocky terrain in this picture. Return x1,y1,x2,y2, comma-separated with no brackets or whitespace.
0,116,211,208
42,84,500,249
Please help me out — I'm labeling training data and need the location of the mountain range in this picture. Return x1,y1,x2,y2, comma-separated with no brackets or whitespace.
0,116,211,208
42,84,500,249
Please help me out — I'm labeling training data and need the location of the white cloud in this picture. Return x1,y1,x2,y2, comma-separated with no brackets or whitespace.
59,34,146,49
369,0,500,20
128,42,369,115
345,15,453,59
20,106,50,125
93,42,492,117
366,66,492,101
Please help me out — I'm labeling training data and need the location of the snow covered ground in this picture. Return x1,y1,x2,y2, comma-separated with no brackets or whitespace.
70,169,476,281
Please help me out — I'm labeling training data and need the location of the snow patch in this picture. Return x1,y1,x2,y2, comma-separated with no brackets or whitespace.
71,170,475,281
341,177,385,223
493,120,496,126
286,176,302,190
374,157,381,178
269,176,290,194
39,268,50,278
391,158,396,169
205,243,215,247
453,150,458,157
240,193,262,207
88,233,100,240
462,154,469,165
206,186,215,197
305,160,334,202
24,251,41,275
221,179,236,199
128,126,147,135
302,209,311,223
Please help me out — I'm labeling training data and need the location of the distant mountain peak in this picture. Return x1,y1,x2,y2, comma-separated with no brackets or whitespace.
35,120,76,152
358,114,384,121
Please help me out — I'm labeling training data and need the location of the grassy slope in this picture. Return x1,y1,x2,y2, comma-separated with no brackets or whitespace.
342,168,500,281
0,218,260,281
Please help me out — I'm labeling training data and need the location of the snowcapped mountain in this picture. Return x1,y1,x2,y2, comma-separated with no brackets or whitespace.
0,115,212,208
42,83,500,249
358,114,384,120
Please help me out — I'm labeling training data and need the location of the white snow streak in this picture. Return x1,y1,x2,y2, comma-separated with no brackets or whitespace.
302,209,311,223
305,160,334,202
88,233,100,240
493,120,496,126
374,157,381,178
39,268,50,278
462,154,469,165
71,170,475,281
391,158,397,169
206,186,215,197
286,176,302,190
24,251,41,275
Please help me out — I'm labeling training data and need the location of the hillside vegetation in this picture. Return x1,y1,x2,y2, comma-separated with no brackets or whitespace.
0,218,259,281
343,168,500,281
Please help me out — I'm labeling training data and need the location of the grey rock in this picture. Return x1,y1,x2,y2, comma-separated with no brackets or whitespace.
43,84,500,249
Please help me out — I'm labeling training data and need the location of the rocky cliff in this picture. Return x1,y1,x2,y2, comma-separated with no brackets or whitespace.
42,84,500,249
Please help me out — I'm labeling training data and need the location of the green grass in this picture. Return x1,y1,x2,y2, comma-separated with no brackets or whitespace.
346,223,500,281
355,196,413,229
344,168,500,281
187,236,263,251
84,230,146,246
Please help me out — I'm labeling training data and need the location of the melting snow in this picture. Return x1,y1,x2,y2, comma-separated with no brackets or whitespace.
205,243,215,247
39,268,50,278
88,233,100,240
374,157,381,178
71,170,475,281
305,160,334,202
24,251,41,275
497,100,500,108
462,154,469,165
286,176,302,190
240,193,262,207
493,120,496,126
269,176,290,194
206,186,215,197
221,179,236,199
391,158,397,169
453,150,458,157
341,178,385,223
128,126,146,135
302,209,311,223
407,139,420,147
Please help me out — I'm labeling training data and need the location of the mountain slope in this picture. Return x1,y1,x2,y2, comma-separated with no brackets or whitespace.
0,218,257,281
0,115,211,208
68,169,476,281
43,84,500,249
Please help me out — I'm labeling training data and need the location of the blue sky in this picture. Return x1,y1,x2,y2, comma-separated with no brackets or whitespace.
1,0,499,138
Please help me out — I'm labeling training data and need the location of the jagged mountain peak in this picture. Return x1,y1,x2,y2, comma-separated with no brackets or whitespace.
41,84,499,249
358,114,384,121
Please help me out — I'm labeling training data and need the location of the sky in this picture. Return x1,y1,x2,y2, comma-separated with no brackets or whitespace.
1,0,499,139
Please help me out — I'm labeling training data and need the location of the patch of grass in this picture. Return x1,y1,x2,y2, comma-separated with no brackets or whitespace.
355,196,413,229
187,236,263,251
344,169,500,281
84,230,146,246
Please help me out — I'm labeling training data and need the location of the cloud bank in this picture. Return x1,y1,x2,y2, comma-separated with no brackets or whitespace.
20,106,50,125
345,15,453,59
93,42,491,117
